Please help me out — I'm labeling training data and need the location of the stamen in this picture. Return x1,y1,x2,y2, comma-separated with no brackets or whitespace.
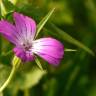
22,42,32,51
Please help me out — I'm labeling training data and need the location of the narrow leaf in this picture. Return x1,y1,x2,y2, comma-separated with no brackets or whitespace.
48,23,95,56
64,48,77,52
35,8,55,38
0,0,7,17
35,58,43,70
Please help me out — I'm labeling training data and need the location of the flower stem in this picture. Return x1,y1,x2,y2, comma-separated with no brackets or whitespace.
0,56,21,92
24,89,30,96
0,66,16,92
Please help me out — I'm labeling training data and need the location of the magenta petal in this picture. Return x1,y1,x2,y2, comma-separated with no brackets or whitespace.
13,12,36,41
37,53,62,65
13,47,34,62
26,53,35,61
32,38,64,65
13,47,26,61
0,20,19,44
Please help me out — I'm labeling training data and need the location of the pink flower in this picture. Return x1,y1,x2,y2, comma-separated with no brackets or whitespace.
0,12,64,65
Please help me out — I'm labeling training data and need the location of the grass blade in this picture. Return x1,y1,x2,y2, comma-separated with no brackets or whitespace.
35,8,55,38
48,23,95,56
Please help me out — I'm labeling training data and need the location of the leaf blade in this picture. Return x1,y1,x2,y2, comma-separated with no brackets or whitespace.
48,23,95,56
35,8,55,38
35,58,43,70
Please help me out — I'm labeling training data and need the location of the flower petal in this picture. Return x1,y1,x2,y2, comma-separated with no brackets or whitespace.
13,47,34,62
13,12,36,43
0,20,19,44
32,38,64,65
36,53,62,65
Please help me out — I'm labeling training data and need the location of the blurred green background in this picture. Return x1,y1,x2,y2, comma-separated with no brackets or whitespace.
0,0,96,96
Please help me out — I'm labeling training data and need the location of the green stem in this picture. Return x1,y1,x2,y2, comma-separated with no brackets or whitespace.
24,89,30,96
0,66,16,92
0,56,21,92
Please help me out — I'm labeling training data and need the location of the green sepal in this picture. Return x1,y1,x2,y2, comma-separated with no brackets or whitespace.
12,56,21,68
35,58,43,70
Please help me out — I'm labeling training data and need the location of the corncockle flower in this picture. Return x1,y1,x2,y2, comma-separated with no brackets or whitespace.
0,12,64,65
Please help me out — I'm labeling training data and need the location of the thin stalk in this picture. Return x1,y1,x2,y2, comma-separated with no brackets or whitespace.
0,56,21,92
0,66,16,92
24,89,30,96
